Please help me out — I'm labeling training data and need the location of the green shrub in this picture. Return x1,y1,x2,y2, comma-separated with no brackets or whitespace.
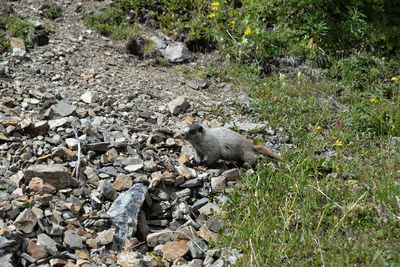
40,5,62,20
84,7,137,38
87,0,400,69
0,15,34,50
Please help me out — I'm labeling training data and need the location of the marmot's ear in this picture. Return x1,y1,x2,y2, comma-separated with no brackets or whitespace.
198,125,203,132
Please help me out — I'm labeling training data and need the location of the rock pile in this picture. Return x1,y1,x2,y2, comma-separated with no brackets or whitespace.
0,88,245,266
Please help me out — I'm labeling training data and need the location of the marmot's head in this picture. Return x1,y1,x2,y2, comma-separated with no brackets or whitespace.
182,123,204,141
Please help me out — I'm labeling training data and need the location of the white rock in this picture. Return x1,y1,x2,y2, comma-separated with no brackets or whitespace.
80,91,99,104
168,96,190,115
65,138,78,150
124,164,144,172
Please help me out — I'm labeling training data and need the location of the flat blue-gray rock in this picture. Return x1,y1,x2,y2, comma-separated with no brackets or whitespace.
107,183,148,243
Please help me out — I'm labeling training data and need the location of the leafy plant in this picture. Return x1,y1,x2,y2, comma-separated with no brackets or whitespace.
0,15,34,50
83,7,138,39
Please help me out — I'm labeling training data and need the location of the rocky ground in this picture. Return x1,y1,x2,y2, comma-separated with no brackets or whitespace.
0,0,282,266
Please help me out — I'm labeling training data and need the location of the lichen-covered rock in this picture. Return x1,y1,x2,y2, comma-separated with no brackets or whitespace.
107,183,148,243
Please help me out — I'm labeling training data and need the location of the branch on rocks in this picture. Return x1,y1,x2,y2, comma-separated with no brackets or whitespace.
71,126,81,180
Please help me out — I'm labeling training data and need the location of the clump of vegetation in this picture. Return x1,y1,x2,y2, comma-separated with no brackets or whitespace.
86,0,400,59
0,37,10,53
40,3,63,20
0,15,34,51
83,7,138,39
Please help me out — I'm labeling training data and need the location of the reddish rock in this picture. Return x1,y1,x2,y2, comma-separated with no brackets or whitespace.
28,177,57,194
162,240,189,261
112,174,132,191
27,240,48,260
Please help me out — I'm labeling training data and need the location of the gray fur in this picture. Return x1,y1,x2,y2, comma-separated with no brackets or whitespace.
182,123,259,166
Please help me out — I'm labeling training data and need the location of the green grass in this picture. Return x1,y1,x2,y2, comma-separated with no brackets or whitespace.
40,5,62,20
83,8,138,39
0,15,34,51
216,61,400,266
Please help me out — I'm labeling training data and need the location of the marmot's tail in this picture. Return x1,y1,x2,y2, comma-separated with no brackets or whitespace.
253,145,281,160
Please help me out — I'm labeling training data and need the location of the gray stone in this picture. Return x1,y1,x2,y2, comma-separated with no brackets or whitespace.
146,231,175,247
189,259,203,267
150,35,166,49
180,178,202,188
151,188,169,201
210,259,225,267
199,203,221,215
168,96,190,115
160,42,192,63
91,116,105,128
0,61,8,74
220,248,242,265
107,183,148,242
14,208,38,233
48,118,69,130
86,142,110,152
49,100,76,117
177,165,196,179
172,202,190,220
224,122,265,131
0,166,7,176
38,233,58,255
165,138,176,146
187,80,208,90
188,238,208,258
191,198,209,213
96,228,115,245
65,138,78,150
24,164,78,190
64,230,84,249
217,82,235,91
80,91,99,104
0,236,15,249
124,164,144,172
12,47,26,57
211,176,226,191
21,252,36,264
222,169,240,181
0,179,17,193
98,179,116,200
98,166,118,176
174,188,191,199
0,253,13,267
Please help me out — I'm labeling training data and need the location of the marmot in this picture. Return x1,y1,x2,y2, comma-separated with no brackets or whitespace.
181,123,280,166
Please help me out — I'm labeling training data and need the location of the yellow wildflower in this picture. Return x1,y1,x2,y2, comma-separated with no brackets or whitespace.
369,98,378,103
391,77,399,83
316,125,323,130
335,140,343,146
211,2,219,11
229,20,236,25
208,13,216,18
244,27,252,35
